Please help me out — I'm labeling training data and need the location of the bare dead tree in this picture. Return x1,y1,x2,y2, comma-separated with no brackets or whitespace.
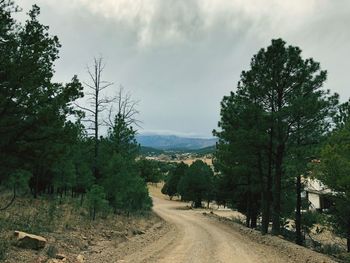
75,57,115,179
105,86,141,129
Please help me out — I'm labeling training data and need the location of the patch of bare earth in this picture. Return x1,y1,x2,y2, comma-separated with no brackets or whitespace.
142,184,338,263
85,218,171,263
1,186,341,263
202,212,338,263
0,193,168,263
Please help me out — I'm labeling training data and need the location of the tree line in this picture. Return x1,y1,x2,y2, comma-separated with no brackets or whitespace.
214,39,350,251
2,0,350,253
162,39,350,252
162,160,215,208
0,1,163,219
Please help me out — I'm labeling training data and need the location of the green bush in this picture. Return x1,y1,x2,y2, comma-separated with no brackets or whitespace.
317,243,344,256
0,239,10,260
86,184,109,220
102,154,152,214
46,244,58,258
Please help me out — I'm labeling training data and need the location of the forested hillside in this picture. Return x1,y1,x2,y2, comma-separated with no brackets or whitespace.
2,1,350,262
136,135,217,150
0,0,160,215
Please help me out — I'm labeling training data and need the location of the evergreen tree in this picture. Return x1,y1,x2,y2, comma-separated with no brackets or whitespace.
214,91,266,228
161,162,188,199
103,154,152,213
317,122,350,252
0,3,83,198
137,158,162,183
178,160,214,208
214,38,336,235
86,184,108,220
101,111,152,213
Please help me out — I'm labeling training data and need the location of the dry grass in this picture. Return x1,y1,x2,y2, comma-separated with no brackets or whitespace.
181,157,213,166
0,193,161,263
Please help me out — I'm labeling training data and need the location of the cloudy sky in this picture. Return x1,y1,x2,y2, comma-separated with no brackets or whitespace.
18,0,350,137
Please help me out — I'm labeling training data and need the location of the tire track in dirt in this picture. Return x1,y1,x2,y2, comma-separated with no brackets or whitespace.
123,197,294,263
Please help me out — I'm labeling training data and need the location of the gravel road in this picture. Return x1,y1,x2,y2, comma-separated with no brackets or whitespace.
84,185,336,263
122,197,335,263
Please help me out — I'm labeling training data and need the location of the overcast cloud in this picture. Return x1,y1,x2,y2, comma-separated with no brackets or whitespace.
18,0,350,137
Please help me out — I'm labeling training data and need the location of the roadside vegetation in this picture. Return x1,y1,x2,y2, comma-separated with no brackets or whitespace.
2,0,350,262
0,1,166,261
160,39,350,261
212,39,350,260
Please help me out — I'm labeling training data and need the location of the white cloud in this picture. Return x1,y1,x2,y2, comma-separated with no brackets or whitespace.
41,0,323,47
17,0,350,136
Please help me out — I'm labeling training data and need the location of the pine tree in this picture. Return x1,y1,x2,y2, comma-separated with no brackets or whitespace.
317,122,350,252
178,160,214,208
214,38,336,235
0,3,83,198
161,162,188,199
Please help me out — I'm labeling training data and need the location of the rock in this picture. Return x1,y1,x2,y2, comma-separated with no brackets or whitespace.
132,229,145,235
104,231,112,238
55,253,67,260
76,254,84,263
153,223,163,230
87,240,95,246
91,248,102,254
14,231,47,250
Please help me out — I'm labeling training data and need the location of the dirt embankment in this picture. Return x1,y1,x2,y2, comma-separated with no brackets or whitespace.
1,186,341,263
202,212,338,263
0,194,167,263
120,196,335,263
135,184,337,263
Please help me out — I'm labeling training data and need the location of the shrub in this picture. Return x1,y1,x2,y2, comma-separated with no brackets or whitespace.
317,243,344,256
102,154,152,214
86,185,109,220
46,244,58,258
0,239,10,260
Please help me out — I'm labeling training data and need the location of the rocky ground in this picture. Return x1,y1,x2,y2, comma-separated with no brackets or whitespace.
1,185,348,263
119,194,337,263
0,193,167,263
202,212,339,263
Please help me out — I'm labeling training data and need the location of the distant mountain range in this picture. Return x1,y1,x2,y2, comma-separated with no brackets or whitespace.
136,135,217,150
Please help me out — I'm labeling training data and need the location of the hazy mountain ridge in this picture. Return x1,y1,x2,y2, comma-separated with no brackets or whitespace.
136,135,217,150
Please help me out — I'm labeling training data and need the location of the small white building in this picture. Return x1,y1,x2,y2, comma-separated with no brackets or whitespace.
302,178,333,211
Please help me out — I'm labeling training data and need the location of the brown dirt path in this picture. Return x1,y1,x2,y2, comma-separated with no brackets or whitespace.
122,196,336,263
82,184,336,263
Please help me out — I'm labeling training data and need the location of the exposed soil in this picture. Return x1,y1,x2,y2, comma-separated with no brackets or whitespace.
117,195,337,263
1,186,340,263
0,194,165,263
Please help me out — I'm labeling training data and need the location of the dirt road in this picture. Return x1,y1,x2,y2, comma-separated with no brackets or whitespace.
84,190,335,263
122,197,334,263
